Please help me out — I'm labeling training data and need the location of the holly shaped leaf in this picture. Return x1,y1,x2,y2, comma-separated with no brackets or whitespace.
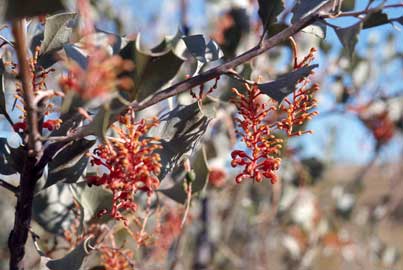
334,21,363,59
41,12,77,54
291,0,333,38
120,35,185,102
44,139,95,189
46,237,94,270
70,182,113,223
257,0,284,29
153,102,215,179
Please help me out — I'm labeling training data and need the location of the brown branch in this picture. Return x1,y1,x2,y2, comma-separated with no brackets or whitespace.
322,3,403,18
8,19,44,270
130,12,319,112
11,19,41,155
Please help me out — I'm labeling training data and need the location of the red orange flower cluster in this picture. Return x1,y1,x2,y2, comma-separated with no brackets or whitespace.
208,168,227,188
362,111,395,146
87,112,161,222
277,47,319,136
150,209,183,261
231,84,282,184
100,247,134,270
59,49,134,100
230,45,319,184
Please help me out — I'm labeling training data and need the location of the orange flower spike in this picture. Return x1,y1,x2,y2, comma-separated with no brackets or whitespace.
277,43,320,137
88,112,161,223
231,84,282,184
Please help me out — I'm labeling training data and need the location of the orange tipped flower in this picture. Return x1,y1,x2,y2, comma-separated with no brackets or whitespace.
88,111,161,223
231,84,282,184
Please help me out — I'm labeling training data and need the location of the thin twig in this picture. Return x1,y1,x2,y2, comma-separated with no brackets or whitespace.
0,179,19,194
322,3,403,18
130,12,319,113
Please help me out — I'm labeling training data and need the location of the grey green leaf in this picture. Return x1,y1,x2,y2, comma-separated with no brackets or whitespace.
159,147,209,204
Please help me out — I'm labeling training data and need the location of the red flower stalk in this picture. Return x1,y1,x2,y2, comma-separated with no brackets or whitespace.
88,112,161,222
277,47,319,136
231,84,282,184
12,121,27,132
190,76,220,101
150,209,184,261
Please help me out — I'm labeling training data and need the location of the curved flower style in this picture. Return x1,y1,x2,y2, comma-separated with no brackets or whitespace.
88,112,161,222
231,84,282,184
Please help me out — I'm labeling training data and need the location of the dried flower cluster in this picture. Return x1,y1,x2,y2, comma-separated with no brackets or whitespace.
231,46,319,184
87,112,161,222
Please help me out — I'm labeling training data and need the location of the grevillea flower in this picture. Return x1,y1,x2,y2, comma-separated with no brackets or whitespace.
230,43,320,184
100,247,134,270
88,112,161,222
277,47,319,136
42,119,63,131
151,209,184,261
362,111,395,146
208,168,227,188
12,121,27,132
231,84,282,184
59,50,134,100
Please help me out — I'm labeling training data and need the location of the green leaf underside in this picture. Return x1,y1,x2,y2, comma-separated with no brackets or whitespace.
5,0,65,20
44,139,96,189
70,182,113,223
40,12,77,54
160,147,209,204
